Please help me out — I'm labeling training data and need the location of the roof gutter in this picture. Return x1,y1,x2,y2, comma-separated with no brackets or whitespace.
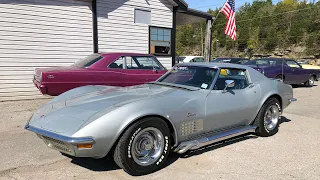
172,0,188,11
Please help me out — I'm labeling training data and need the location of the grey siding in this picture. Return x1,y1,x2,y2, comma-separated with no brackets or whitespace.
0,0,93,101
97,0,173,69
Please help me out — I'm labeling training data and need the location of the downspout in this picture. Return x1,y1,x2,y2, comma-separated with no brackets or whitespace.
171,6,178,67
92,0,98,53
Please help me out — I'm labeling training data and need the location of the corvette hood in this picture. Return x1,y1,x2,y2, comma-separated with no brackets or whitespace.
28,84,192,136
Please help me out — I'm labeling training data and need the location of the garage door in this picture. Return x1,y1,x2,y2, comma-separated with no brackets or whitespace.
0,0,93,101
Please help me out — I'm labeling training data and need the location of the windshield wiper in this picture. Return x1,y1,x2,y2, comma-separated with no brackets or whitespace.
146,82,200,91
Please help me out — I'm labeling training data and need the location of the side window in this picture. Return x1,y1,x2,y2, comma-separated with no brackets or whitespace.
213,68,249,90
286,60,301,68
109,57,123,69
134,56,161,70
125,56,139,69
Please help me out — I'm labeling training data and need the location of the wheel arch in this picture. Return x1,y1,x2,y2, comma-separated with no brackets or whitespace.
311,73,318,81
275,73,285,80
251,93,283,125
267,94,282,111
107,114,178,157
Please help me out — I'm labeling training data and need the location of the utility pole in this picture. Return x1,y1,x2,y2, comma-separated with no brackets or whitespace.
201,26,203,56
204,19,213,61
231,40,235,56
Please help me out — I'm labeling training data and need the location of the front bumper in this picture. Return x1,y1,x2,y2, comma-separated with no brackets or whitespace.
25,125,95,157
289,98,297,102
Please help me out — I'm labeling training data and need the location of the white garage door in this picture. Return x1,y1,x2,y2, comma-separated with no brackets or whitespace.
0,0,93,101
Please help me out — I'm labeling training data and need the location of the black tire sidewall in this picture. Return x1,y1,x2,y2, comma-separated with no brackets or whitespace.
256,98,281,136
119,118,171,175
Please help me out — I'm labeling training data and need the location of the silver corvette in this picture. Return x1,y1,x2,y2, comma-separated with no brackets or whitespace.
25,63,296,175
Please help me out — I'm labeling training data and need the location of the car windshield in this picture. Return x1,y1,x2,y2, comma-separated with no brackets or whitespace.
157,66,218,89
73,54,103,68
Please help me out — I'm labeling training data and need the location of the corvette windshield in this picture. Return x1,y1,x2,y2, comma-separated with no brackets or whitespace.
157,66,218,89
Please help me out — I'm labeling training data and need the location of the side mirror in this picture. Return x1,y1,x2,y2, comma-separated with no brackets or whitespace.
223,80,235,92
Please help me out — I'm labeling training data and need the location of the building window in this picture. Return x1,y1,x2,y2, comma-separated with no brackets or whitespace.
134,9,151,24
149,27,172,56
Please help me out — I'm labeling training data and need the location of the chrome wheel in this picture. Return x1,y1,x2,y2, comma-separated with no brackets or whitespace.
131,127,164,166
309,77,315,86
264,105,280,131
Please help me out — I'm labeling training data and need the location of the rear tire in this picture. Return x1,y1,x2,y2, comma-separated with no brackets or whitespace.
304,76,315,87
254,98,281,137
113,117,171,176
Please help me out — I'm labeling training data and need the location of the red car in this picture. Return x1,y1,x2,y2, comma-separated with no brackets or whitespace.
33,53,167,96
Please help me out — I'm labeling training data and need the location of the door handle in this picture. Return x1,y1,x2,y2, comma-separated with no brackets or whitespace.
248,83,255,88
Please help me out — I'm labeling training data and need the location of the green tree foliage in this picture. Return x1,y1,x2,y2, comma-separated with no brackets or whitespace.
176,0,320,57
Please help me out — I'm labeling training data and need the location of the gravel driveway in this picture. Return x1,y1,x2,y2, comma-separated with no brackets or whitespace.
0,82,319,180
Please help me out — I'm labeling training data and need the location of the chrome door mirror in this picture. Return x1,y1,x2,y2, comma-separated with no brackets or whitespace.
223,80,235,92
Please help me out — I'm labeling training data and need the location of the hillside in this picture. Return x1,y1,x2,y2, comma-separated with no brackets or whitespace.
176,0,320,62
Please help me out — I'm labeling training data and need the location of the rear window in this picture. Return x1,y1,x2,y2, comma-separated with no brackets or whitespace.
73,54,103,68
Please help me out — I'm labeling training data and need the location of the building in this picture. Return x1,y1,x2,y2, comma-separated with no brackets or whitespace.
0,0,213,101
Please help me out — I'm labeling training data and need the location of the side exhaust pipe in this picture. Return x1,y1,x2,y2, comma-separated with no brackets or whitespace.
174,126,257,154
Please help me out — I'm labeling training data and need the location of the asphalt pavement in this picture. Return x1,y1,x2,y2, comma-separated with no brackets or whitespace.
0,82,319,180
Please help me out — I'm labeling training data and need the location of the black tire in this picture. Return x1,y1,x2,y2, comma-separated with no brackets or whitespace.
253,97,281,137
304,75,315,87
113,117,171,176
275,75,284,82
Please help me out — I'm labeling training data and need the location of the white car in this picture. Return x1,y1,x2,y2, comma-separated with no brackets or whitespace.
176,56,205,63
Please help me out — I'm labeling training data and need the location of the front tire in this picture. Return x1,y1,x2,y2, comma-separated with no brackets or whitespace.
113,117,171,176
254,98,281,137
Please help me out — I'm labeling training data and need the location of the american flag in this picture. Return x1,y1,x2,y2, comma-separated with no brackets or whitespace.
220,0,237,40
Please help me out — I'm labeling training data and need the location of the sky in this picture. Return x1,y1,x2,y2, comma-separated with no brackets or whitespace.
185,0,254,11
185,0,316,12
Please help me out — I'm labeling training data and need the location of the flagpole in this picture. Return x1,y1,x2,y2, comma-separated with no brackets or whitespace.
212,0,228,25
212,11,221,25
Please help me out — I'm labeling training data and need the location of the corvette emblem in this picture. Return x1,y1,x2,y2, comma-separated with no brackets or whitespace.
186,112,196,117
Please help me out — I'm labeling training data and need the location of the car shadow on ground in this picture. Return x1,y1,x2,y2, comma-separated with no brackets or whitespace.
68,154,121,172
68,116,291,172
292,84,318,88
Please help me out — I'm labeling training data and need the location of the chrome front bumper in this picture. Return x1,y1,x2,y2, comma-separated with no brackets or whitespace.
25,125,95,156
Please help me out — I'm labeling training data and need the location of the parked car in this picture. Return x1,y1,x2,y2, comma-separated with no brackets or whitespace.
33,53,167,96
211,57,250,64
175,56,205,63
26,63,296,175
244,58,319,87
